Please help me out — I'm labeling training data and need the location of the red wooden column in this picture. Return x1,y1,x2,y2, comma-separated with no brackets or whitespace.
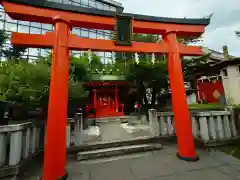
164,31,199,161
115,88,119,112
43,16,71,180
93,89,97,109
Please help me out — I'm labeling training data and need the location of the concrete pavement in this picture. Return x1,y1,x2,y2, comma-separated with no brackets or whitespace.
66,145,240,180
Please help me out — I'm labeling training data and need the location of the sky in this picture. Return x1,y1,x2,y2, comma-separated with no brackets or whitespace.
115,0,240,56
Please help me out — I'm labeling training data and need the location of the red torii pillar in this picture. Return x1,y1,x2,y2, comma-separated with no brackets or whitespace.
164,31,198,161
43,16,71,179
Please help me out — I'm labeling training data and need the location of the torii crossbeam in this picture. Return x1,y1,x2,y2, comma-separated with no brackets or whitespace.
1,0,210,179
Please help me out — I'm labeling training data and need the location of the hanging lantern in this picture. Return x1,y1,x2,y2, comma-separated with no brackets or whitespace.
135,52,139,64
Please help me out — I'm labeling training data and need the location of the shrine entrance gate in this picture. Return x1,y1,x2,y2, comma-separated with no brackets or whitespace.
1,0,210,179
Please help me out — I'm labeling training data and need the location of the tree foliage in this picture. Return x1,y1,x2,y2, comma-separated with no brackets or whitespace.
182,54,211,88
126,60,168,106
0,59,88,109
123,34,210,107
0,30,26,61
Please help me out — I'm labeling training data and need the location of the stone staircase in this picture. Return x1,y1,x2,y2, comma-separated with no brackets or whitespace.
75,116,162,161
77,138,162,161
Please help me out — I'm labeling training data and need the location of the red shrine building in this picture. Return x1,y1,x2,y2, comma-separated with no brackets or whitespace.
84,74,132,118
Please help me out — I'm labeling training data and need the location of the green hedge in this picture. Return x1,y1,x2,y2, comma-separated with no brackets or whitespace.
188,103,225,110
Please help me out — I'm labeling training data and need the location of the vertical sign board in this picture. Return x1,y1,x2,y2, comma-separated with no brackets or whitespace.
114,14,133,46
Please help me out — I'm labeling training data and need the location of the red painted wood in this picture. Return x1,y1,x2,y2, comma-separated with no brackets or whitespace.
164,31,197,160
43,17,70,180
12,33,203,55
2,1,206,37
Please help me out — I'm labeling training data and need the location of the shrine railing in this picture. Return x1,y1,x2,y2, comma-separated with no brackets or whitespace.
0,113,84,178
0,121,43,178
148,109,239,146
66,113,85,148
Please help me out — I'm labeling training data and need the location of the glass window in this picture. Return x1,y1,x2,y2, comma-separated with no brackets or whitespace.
98,52,104,57
89,31,96,39
41,49,49,57
5,14,16,23
105,52,111,58
97,32,104,39
54,0,63,3
18,25,29,33
0,21,3,29
29,48,38,56
81,0,89,6
89,0,96,7
110,6,116,11
5,22,17,32
95,2,100,9
0,11,5,20
41,29,51,34
18,20,30,26
62,0,69,4
72,28,80,36
104,35,111,40
97,2,103,9
72,50,81,57
103,5,110,11
30,27,41,34
81,29,89,37
42,24,53,30
105,30,112,35
30,22,41,28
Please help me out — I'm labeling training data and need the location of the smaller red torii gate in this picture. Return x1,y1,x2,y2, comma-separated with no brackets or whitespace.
1,0,210,179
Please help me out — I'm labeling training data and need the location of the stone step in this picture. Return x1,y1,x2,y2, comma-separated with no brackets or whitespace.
77,143,162,161
68,136,163,153
95,116,128,123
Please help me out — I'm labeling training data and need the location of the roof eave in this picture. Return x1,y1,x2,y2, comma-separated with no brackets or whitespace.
3,0,211,25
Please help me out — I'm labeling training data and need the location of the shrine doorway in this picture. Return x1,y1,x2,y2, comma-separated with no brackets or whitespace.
85,81,129,118
97,89,115,116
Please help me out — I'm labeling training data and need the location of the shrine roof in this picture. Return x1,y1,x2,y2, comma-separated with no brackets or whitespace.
216,58,240,68
5,0,210,25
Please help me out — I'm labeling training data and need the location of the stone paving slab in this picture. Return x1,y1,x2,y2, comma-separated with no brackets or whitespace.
88,119,152,144
23,145,240,180
66,145,240,180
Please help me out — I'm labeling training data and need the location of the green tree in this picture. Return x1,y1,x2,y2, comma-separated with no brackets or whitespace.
126,59,168,106
0,30,7,54
182,54,210,88
0,58,89,115
0,29,26,62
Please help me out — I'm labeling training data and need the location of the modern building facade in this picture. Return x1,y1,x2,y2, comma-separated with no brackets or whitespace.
0,0,123,62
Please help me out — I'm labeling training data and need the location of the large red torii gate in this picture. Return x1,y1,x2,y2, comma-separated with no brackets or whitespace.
1,0,210,179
